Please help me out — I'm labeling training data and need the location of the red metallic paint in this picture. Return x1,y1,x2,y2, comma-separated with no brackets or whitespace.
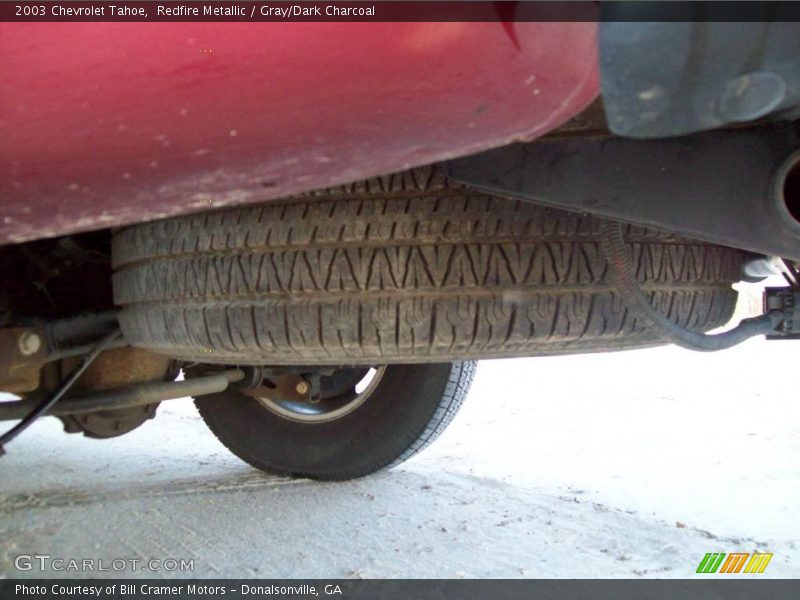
0,22,598,244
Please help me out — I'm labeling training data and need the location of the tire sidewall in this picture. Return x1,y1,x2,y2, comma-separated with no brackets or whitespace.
195,363,457,479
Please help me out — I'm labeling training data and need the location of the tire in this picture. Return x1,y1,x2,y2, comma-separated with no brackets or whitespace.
193,361,475,480
112,166,743,365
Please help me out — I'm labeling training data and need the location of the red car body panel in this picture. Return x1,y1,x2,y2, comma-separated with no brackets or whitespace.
0,22,598,245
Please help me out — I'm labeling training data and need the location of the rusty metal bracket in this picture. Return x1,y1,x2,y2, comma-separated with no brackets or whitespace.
0,327,48,393
0,311,126,393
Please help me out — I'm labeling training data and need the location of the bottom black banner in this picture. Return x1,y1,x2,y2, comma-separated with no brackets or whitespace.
1,580,799,600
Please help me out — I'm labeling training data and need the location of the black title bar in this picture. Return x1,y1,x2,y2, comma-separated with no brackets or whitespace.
3,1,800,22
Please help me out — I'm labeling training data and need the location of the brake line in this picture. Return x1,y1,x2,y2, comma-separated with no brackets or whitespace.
600,222,783,352
0,329,122,455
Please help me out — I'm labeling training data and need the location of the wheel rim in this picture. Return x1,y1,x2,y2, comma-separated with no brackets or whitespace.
254,366,387,423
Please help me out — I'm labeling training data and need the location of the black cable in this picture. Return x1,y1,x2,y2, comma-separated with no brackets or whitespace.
600,222,783,352
0,329,123,455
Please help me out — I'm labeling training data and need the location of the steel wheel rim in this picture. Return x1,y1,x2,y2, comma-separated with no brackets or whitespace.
255,366,386,423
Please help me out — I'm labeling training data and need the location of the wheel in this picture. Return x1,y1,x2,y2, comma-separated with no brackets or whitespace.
112,165,744,364
193,361,475,480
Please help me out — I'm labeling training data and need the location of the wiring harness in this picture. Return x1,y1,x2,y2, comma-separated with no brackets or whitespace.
600,222,788,352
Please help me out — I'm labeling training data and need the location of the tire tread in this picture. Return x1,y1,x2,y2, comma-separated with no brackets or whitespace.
112,167,742,364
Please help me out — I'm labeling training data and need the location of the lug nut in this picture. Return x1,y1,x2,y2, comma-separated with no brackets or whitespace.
18,331,42,356
295,381,309,395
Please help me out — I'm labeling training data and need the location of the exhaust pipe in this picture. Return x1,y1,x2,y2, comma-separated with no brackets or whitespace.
776,150,800,232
